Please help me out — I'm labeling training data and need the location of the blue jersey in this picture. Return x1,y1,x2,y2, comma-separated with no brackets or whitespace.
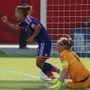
18,16,52,58
18,16,51,44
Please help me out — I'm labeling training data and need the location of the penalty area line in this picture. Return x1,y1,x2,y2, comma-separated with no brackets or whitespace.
0,68,40,79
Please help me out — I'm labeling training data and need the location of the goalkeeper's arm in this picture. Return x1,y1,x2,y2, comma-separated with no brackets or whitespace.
58,68,68,82
50,68,68,90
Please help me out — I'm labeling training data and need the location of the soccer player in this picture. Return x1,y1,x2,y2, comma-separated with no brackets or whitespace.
49,35,90,90
19,0,28,49
2,6,61,79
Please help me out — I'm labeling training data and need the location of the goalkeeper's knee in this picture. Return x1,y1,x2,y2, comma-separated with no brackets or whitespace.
65,79,72,88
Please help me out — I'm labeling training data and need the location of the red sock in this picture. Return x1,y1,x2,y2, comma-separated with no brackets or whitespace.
46,71,55,79
52,66,59,73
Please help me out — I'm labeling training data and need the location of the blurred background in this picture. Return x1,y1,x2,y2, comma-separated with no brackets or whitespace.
0,0,40,44
0,0,90,57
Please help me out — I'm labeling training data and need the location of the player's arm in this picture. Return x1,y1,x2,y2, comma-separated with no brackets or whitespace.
58,68,68,82
2,15,20,30
31,25,41,38
50,54,69,90
50,68,68,90
59,54,69,82
27,24,41,43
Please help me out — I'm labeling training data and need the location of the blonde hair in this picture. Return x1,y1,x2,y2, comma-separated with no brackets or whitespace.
57,35,72,49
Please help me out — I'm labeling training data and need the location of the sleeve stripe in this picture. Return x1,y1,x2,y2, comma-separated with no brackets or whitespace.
35,24,41,30
27,16,32,22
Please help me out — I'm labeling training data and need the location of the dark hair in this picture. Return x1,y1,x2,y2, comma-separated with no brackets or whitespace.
16,6,30,17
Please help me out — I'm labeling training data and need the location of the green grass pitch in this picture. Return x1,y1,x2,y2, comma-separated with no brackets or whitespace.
0,57,89,90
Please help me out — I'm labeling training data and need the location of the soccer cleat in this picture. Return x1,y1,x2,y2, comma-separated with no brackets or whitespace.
40,70,51,81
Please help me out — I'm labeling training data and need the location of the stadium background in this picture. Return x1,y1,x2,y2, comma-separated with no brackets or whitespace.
0,0,40,44
0,1,90,90
0,0,90,57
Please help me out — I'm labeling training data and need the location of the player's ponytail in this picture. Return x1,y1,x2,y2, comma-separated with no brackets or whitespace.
26,6,30,11
58,35,72,49
16,6,32,17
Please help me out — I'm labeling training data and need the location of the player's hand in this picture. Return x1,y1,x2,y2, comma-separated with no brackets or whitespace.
49,81,62,90
2,15,8,23
46,78,58,89
27,37,34,43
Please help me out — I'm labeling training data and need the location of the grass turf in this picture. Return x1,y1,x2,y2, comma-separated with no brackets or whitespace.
0,57,89,90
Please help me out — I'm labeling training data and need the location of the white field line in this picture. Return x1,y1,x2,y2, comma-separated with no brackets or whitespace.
0,68,40,79
0,45,38,48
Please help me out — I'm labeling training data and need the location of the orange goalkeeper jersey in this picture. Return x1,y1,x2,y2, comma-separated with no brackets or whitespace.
60,50,90,82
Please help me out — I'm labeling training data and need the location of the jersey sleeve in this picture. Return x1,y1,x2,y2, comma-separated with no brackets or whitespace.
60,52,69,69
31,22,41,30
27,16,41,30
17,22,24,29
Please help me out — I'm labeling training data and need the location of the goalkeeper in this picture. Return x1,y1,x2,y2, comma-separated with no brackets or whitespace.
49,35,90,90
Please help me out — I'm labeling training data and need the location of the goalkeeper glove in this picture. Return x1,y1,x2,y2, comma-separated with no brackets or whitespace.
49,80,62,90
46,78,58,88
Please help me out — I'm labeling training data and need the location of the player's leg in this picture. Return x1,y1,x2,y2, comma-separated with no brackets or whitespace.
65,76,90,88
65,79,74,88
88,76,90,88
36,57,54,79
36,57,59,79
65,79,82,88
36,41,60,79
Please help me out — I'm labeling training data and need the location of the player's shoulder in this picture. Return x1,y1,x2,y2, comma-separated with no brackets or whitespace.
60,50,68,60
27,16,37,21
60,50,69,62
70,50,77,56
60,50,68,55
28,16,34,19
60,50,74,58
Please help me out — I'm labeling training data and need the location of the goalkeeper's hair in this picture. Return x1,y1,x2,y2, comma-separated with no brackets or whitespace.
57,35,72,49
16,6,32,17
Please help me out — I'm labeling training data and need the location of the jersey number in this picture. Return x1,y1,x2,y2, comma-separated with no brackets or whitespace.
72,54,80,62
